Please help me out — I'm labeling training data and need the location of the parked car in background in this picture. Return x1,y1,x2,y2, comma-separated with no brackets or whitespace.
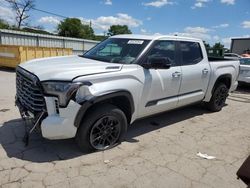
238,57,250,84
224,53,241,59
15,35,240,152
241,54,250,58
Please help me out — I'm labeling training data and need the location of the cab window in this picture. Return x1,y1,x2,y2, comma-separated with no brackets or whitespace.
180,41,203,65
146,40,176,66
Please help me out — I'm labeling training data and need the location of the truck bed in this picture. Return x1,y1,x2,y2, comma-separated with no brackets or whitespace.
208,57,237,62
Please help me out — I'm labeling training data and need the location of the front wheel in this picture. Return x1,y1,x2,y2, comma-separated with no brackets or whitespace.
205,83,229,112
76,104,127,152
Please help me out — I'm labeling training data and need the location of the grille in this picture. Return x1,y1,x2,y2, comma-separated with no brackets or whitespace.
16,67,46,115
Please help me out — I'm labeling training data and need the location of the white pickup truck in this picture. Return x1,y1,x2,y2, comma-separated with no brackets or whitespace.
16,35,239,151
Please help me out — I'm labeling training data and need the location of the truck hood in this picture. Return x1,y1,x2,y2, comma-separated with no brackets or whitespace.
19,55,123,81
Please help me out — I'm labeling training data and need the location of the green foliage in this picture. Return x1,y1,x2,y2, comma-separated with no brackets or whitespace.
0,22,53,35
1,18,133,42
213,42,224,49
22,27,52,35
203,41,225,51
107,25,132,36
82,24,95,39
94,35,108,41
203,41,210,49
0,19,10,29
57,18,94,39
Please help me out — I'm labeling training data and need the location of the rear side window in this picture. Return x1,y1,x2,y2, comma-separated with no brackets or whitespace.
180,41,203,65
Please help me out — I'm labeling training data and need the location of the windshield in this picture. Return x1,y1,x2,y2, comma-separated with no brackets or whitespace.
240,58,250,65
83,38,150,64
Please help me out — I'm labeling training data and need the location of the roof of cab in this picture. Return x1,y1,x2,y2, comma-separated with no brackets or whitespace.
111,34,202,42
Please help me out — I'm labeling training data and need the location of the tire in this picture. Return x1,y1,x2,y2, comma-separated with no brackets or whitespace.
206,83,229,112
76,104,127,152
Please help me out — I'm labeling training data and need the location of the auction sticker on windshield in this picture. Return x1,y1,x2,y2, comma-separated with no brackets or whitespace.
128,40,144,45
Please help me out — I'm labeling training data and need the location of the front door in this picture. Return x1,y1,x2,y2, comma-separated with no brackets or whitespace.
139,40,182,117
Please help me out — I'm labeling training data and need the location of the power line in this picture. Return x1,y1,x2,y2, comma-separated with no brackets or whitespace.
4,0,92,27
4,0,68,19
31,7,67,19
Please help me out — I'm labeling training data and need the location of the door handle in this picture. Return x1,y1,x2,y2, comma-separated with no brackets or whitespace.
202,68,209,74
172,72,182,78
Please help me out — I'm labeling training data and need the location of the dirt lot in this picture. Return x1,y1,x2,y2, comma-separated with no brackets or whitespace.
0,68,249,188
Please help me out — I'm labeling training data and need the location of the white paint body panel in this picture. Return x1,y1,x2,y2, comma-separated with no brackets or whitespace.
18,35,239,140
238,65,250,83
41,100,80,139
137,67,182,118
203,62,239,101
20,55,122,81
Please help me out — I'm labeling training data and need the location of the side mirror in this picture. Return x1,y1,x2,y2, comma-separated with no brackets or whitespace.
142,56,172,69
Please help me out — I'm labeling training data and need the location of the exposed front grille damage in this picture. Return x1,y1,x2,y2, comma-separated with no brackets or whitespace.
16,67,46,115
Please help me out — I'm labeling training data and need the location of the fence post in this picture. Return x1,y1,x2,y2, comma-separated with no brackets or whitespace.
63,39,66,48
83,40,85,53
36,35,39,47
0,30,2,45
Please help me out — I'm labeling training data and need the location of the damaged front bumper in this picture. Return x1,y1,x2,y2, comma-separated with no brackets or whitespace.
16,96,81,142
41,97,81,140
16,98,47,145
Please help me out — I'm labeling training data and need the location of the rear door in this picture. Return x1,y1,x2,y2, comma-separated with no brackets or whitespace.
177,41,211,106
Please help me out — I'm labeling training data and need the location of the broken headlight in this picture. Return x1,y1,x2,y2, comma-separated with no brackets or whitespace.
42,82,82,107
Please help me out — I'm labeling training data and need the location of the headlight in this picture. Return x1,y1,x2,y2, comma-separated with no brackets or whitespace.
42,82,82,107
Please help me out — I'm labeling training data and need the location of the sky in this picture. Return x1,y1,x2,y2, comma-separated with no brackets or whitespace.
0,0,250,47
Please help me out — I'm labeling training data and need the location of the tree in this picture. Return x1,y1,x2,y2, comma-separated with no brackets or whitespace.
5,0,35,28
0,19,10,29
203,41,210,49
82,24,95,39
213,42,224,49
57,18,94,39
107,25,132,36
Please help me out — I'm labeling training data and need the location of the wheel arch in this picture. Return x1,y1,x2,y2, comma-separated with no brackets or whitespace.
74,90,134,128
212,74,232,94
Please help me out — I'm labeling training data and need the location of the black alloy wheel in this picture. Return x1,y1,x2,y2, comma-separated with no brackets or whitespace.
89,116,121,150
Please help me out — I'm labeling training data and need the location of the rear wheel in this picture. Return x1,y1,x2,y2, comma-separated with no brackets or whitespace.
76,104,127,152
206,83,229,112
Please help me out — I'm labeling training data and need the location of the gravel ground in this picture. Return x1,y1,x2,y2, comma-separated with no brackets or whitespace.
0,68,249,188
